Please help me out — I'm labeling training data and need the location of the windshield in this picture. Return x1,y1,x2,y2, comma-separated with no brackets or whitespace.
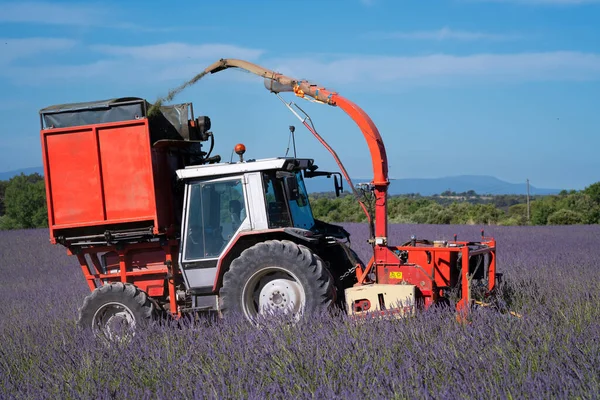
287,171,315,230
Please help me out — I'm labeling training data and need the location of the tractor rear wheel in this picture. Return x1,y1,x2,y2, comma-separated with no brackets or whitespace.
219,240,335,324
77,282,155,343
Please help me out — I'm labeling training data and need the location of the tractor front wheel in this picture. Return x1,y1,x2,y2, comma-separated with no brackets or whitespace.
219,240,335,324
77,282,155,343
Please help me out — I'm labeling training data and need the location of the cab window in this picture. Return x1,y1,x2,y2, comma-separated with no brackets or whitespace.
262,171,315,230
263,172,292,228
184,178,246,260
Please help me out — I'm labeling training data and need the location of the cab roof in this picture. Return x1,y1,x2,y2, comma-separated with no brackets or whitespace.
176,157,314,180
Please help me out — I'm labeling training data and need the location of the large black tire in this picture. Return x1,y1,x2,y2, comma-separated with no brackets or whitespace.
77,282,155,342
219,240,335,324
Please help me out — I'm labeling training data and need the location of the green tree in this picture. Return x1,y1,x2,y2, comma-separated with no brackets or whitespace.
0,180,8,215
412,203,453,224
558,192,600,224
530,198,557,225
388,197,432,223
547,209,585,225
0,215,18,230
506,203,528,225
583,182,600,205
3,173,48,229
468,204,504,225
447,202,472,224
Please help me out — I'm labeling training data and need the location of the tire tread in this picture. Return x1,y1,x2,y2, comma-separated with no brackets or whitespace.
220,240,335,319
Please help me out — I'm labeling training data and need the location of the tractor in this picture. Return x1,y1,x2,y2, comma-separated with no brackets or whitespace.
38,59,497,340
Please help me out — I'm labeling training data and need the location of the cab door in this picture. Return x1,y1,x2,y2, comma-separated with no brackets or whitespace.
179,175,250,291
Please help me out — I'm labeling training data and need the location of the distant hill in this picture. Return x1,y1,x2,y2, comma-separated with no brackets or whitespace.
0,167,44,181
1,167,562,196
304,174,562,196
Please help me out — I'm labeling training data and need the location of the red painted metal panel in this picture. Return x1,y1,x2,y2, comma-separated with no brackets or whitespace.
75,241,181,301
97,122,157,222
51,216,156,229
44,129,104,226
40,119,174,240
359,240,496,312
102,247,170,273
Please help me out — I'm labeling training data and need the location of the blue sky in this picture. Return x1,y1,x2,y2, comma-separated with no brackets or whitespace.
1,0,599,191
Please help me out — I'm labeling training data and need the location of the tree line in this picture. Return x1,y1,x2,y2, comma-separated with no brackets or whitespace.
310,182,600,225
1,172,599,230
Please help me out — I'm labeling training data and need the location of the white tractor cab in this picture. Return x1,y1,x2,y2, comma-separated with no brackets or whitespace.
175,153,363,320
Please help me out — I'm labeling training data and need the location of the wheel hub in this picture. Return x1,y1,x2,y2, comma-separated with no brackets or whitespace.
270,292,284,305
92,302,136,342
258,278,303,315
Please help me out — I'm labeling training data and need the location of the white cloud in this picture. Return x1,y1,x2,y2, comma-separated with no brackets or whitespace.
0,1,203,32
91,43,265,62
0,2,107,26
369,27,520,41
0,42,266,85
267,51,600,85
3,40,600,88
0,38,77,65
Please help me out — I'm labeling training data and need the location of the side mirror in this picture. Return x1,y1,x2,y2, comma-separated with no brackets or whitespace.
334,175,343,197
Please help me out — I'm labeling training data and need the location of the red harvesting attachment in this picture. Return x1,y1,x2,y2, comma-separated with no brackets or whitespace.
200,59,498,314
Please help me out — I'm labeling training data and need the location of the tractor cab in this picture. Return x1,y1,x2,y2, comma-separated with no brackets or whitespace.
174,156,344,291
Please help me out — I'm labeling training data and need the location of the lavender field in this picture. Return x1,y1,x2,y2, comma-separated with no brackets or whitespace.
1,224,598,399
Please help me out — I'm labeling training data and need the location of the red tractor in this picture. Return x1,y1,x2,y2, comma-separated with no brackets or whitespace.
39,59,497,340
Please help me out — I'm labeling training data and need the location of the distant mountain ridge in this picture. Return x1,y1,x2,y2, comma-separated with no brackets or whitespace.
1,167,562,195
0,167,44,181
304,174,562,196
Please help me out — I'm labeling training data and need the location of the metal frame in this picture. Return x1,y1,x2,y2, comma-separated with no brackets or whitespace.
69,239,181,315
353,237,497,313
180,174,249,261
